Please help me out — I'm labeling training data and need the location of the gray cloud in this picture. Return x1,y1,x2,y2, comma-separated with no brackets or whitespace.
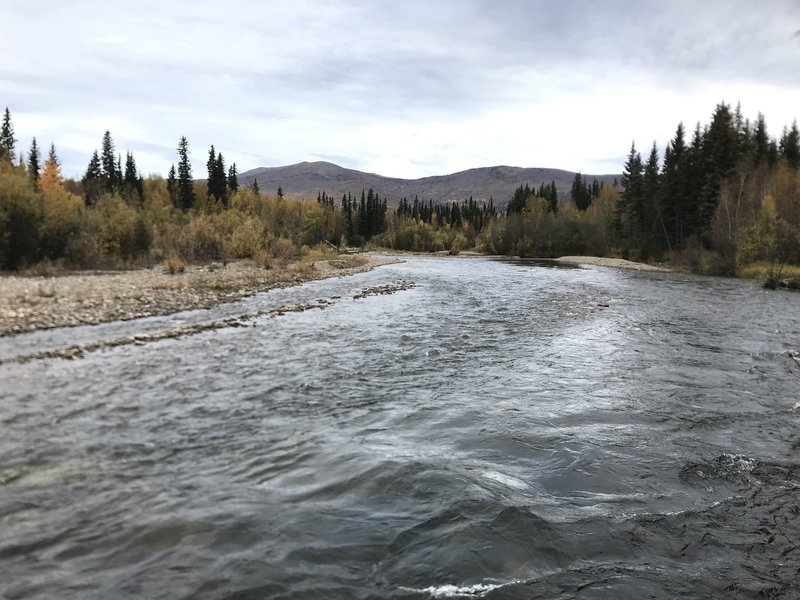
3,0,799,178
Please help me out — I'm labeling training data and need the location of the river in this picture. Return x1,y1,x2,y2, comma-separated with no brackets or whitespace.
1,256,799,599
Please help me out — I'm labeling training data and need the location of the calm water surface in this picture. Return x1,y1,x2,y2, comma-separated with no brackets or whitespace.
2,256,799,599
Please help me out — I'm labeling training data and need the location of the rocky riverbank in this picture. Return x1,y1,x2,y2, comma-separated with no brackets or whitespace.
554,256,672,272
0,255,399,336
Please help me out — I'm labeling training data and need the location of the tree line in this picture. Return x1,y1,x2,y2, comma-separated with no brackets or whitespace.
0,108,387,270
2,102,799,276
613,103,800,274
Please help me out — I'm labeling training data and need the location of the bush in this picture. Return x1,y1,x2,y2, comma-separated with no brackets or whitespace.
0,169,41,269
176,214,224,260
269,236,298,259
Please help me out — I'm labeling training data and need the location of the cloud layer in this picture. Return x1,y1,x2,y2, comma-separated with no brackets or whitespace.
3,0,799,179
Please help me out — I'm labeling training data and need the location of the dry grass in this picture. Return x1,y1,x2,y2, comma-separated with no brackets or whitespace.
737,262,800,280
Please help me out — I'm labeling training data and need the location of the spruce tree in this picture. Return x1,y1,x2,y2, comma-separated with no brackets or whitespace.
615,143,644,251
0,107,16,164
167,164,178,208
206,144,228,206
277,186,284,199
100,130,117,192
214,152,227,205
124,151,143,202
206,145,228,207
571,172,591,211
176,136,195,210
116,154,123,188
227,163,239,194
780,120,800,169
27,137,41,188
661,123,687,246
206,145,219,201
753,113,769,165
124,151,137,186
82,150,104,205
642,142,668,255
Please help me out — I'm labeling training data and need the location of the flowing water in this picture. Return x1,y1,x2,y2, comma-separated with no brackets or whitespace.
2,256,800,599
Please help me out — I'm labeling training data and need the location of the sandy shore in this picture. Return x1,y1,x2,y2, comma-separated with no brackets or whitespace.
554,256,671,272
0,255,398,337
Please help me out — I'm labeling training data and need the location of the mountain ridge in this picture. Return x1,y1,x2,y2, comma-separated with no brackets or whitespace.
238,161,619,206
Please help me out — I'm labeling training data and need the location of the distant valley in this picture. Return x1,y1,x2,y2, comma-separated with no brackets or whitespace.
238,161,619,207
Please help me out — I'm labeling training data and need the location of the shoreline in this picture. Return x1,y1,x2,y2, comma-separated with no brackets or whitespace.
0,255,399,337
0,252,672,338
378,249,671,271
552,255,672,272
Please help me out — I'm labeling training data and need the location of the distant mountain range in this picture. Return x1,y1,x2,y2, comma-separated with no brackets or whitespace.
238,161,619,207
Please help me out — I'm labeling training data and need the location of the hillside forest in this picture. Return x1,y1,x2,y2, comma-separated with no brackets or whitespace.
1,102,799,279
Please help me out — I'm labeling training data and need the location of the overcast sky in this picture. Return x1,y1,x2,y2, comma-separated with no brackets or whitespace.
3,0,800,180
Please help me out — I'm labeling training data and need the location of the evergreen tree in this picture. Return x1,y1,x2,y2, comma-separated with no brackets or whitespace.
615,143,644,252
215,153,227,206
206,145,224,202
642,142,668,255
357,189,367,237
342,192,353,240
0,107,16,164
696,103,738,231
100,130,118,192
277,186,284,199
661,123,687,246
124,151,137,186
251,178,260,194
682,123,707,237
123,151,143,203
82,150,104,205
753,113,770,164
571,172,591,210
27,137,41,188
227,163,239,194
176,136,195,210
167,164,178,208
116,154,123,187
780,120,800,169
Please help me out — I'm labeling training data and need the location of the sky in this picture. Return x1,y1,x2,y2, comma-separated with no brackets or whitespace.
3,0,800,180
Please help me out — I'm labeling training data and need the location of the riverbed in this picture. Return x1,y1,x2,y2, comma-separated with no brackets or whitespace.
1,256,799,599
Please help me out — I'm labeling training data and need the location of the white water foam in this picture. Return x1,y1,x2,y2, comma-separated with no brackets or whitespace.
400,580,522,598
480,469,528,490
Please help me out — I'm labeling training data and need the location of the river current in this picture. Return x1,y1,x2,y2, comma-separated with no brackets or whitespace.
2,256,799,599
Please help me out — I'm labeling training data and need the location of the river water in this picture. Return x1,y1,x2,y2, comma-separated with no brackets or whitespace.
2,256,799,599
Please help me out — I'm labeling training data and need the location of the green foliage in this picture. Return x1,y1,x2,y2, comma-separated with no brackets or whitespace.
100,130,120,192
617,102,800,273
83,150,104,205
0,107,16,164
3,101,798,280
27,137,40,189
0,168,40,269
176,136,195,211
227,163,239,194
570,173,592,211
206,145,228,206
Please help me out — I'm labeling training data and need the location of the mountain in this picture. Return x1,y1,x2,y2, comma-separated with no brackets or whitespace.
238,161,619,207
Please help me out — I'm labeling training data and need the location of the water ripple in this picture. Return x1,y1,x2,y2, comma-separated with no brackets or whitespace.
2,257,799,598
